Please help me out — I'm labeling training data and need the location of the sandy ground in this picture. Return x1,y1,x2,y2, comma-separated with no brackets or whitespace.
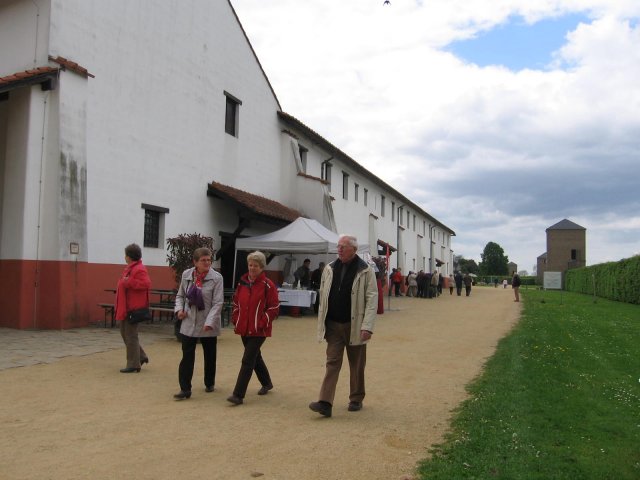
0,286,520,480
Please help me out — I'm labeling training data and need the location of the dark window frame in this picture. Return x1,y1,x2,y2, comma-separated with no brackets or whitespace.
342,171,349,200
141,203,169,249
224,91,242,137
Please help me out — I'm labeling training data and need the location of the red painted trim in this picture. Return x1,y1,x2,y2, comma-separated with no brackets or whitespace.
0,260,286,329
0,260,175,330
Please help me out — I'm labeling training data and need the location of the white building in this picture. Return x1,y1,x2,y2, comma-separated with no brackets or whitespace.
0,0,454,329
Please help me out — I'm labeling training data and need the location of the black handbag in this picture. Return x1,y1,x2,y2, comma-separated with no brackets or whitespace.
127,307,151,324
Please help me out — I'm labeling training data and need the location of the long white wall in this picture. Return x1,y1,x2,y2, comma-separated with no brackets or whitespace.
47,0,284,265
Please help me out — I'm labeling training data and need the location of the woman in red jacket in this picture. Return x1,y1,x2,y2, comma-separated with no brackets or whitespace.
114,243,151,373
227,251,279,405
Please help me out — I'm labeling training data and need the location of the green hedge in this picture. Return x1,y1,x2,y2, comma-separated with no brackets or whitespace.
565,255,640,304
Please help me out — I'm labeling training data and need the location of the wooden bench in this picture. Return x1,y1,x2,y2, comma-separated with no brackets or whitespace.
98,303,176,327
150,304,175,322
97,303,115,328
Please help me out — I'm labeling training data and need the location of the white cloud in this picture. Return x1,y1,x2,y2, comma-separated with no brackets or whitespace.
232,0,640,267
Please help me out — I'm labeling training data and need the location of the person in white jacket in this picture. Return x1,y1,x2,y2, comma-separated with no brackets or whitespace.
173,247,224,400
309,235,378,418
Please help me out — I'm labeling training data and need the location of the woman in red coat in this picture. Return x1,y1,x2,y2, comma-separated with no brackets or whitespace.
114,243,151,373
227,251,279,405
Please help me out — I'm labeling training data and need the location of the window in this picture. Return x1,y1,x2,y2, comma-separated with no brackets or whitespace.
298,145,308,173
354,183,359,202
142,203,169,248
406,211,410,226
399,207,404,226
364,188,368,206
423,220,426,236
322,162,332,191
391,202,395,222
413,214,416,231
224,91,242,136
342,171,349,200
571,249,577,260
380,195,386,217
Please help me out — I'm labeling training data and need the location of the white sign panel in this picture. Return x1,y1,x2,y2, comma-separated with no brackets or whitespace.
543,271,563,290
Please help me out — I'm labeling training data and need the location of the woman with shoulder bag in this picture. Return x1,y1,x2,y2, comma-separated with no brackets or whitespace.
173,247,224,400
227,251,280,405
114,243,151,373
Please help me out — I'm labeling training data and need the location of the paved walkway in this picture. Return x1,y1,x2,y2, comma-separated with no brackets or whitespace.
0,323,175,371
0,287,520,480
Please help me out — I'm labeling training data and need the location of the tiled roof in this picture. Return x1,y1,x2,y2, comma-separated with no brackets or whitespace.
207,181,300,223
49,56,95,78
546,219,586,231
0,67,58,88
0,57,93,93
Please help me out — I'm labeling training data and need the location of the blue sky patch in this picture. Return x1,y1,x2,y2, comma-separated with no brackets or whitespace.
447,13,590,71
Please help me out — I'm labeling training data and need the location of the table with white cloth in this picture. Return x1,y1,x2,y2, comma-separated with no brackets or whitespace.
277,289,317,308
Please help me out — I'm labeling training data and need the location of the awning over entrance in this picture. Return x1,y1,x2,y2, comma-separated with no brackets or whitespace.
207,181,302,263
207,181,300,225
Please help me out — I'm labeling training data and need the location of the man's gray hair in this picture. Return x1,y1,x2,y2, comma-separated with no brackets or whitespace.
338,234,358,249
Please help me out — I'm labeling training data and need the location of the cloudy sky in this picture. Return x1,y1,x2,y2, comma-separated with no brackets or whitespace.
232,0,640,273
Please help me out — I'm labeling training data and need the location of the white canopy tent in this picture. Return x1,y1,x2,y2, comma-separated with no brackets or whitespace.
233,217,370,283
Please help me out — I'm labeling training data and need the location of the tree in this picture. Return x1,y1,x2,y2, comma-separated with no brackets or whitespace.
479,242,509,276
166,233,215,287
457,257,479,275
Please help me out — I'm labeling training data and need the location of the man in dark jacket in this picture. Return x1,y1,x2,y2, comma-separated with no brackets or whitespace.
454,271,463,296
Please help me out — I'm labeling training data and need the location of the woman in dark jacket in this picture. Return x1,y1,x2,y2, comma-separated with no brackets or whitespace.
173,247,224,400
227,251,279,405
114,243,151,373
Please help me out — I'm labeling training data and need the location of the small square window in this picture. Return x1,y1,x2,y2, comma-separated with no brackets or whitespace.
142,203,169,248
144,210,160,248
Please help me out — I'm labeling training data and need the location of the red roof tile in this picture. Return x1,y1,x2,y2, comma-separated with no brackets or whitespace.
0,67,58,87
207,181,300,223
49,56,95,78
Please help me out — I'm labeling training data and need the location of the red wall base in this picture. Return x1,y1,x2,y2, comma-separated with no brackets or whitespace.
0,260,175,330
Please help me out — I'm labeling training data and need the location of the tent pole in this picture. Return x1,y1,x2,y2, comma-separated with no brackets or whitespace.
232,248,238,288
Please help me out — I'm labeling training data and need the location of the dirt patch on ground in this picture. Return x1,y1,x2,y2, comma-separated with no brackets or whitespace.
0,286,520,480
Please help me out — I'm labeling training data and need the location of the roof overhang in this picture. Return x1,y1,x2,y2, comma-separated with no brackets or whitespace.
207,181,300,226
0,67,58,95
377,239,397,255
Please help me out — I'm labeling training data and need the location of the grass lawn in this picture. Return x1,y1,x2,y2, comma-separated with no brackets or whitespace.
417,289,640,479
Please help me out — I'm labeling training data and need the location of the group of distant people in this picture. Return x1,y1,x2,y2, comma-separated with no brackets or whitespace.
387,268,474,298
114,235,378,418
